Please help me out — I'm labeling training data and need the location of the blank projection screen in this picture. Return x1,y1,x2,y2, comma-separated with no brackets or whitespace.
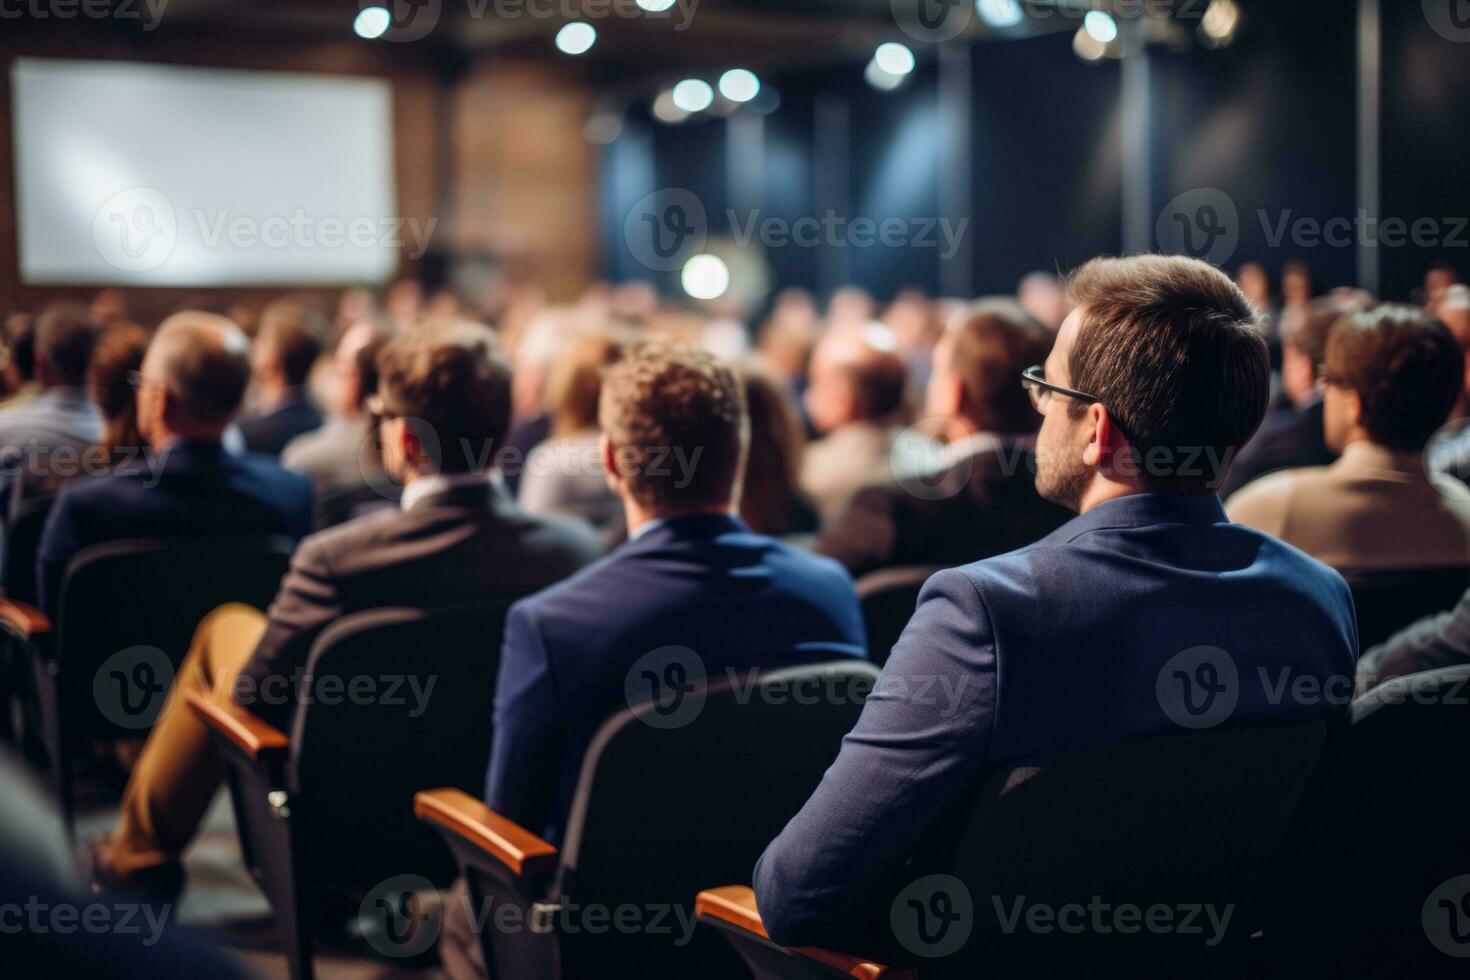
12,58,399,286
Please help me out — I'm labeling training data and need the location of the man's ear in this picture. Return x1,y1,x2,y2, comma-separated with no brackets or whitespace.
600,433,622,492
1344,388,1364,430
1080,403,1126,468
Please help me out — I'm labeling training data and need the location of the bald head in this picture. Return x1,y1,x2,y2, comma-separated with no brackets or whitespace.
804,323,908,435
143,312,252,438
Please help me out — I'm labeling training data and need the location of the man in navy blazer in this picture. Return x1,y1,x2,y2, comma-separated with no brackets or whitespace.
36,313,313,614
484,342,866,845
753,255,1359,957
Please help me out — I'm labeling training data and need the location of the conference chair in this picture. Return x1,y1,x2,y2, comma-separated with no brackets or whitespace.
1261,664,1470,978
415,659,882,980
853,566,941,666
0,495,54,747
1342,566,1470,650
0,535,292,833
190,603,509,980
698,720,1328,980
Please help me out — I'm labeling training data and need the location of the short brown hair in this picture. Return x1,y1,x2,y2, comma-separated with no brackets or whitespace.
599,342,747,513
1281,293,1372,371
949,299,1052,433
1324,304,1462,450
1066,255,1269,492
376,322,512,474
258,300,327,386
36,302,102,387
546,333,624,438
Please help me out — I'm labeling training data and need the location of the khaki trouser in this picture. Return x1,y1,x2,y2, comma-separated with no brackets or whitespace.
110,603,268,877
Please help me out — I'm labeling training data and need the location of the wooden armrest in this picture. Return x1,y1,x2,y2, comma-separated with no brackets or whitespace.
696,886,913,980
186,692,288,763
414,788,559,877
0,598,51,638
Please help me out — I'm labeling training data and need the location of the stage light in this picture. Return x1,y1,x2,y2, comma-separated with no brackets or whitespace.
652,89,689,124
874,42,916,76
1083,11,1118,44
865,59,906,91
976,0,1023,29
672,79,714,113
556,22,597,55
354,6,391,39
682,254,730,300
636,0,676,10
1201,0,1240,43
1073,26,1107,61
718,69,760,104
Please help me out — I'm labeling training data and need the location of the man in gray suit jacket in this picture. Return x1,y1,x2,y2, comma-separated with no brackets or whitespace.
89,321,601,901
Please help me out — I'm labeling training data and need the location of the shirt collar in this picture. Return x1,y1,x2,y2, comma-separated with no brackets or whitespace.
400,471,496,512
1050,491,1228,543
1334,439,1426,475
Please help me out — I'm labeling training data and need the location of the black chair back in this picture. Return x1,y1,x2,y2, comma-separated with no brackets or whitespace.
1344,566,1470,650
912,721,1326,978
855,565,940,666
0,494,54,605
285,604,509,892
1263,666,1470,977
531,659,879,980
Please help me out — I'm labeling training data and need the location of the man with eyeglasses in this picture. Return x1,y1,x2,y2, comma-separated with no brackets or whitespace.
754,254,1358,959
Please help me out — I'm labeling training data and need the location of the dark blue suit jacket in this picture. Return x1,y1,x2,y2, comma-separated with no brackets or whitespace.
36,440,314,614
485,513,866,844
754,492,1358,951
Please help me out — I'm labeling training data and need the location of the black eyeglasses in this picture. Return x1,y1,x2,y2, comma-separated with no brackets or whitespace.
1020,364,1100,412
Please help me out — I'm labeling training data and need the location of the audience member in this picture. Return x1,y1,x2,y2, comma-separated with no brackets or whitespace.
281,319,389,507
87,323,150,466
1356,585,1470,693
740,363,818,536
0,302,103,513
799,323,908,522
1220,295,1364,497
35,312,314,614
753,255,1356,956
813,299,1070,577
1016,270,1071,331
1,313,39,408
517,332,624,531
87,321,601,900
236,300,326,455
1229,304,1470,571
1281,258,1313,313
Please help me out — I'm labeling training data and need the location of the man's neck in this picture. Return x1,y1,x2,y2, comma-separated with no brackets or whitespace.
1075,480,1146,515
623,500,735,538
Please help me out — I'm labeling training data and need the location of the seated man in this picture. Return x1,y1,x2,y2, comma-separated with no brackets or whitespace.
1228,304,1470,572
36,313,314,614
88,321,602,899
440,341,865,979
753,255,1357,956
0,302,103,514
236,300,326,456
814,300,1071,577
1356,585,1470,693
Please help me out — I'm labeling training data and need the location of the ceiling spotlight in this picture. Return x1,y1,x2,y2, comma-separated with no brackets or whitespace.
874,42,916,76
672,78,714,113
1083,11,1118,44
652,89,689,124
975,0,1023,29
865,59,906,91
1073,26,1107,61
354,6,391,39
1200,0,1240,44
636,0,676,10
682,253,730,300
555,21,597,55
718,68,760,104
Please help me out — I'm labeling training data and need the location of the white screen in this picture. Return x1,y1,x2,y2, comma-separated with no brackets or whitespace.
12,58,399,286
